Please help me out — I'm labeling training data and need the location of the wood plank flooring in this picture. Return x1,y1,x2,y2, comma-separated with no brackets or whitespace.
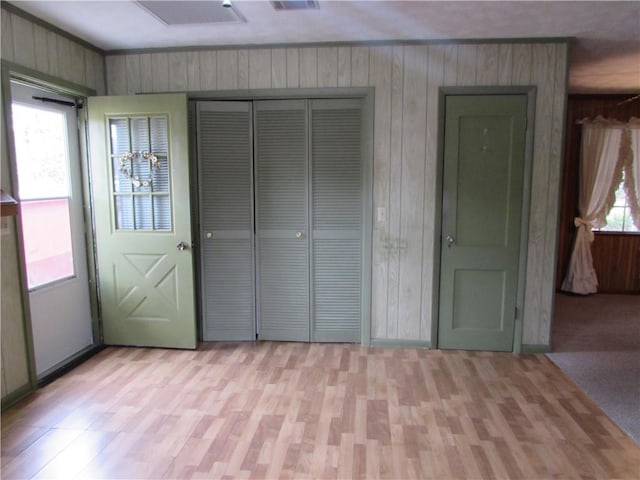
2,342,639,479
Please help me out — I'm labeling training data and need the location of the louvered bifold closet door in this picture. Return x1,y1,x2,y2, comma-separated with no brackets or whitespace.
197,101,255,340
255,100,310,341
311,99,363,342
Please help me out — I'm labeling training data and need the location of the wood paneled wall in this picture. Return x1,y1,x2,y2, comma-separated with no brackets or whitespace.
1,6,105,405
0,7,105,95
106,41,568,348
557,95,640,294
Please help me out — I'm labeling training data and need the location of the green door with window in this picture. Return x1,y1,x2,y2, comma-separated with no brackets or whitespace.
438,94,527,351
88,94,196,348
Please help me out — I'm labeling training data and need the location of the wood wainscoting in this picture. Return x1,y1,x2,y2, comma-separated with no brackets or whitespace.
592,233,640,293
557,94,640,294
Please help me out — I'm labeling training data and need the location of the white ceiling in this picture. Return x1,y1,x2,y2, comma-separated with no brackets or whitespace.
9,0,640,93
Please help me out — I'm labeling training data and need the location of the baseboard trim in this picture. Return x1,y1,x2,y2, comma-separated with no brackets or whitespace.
1,383,33,412
37,344,106,388
369,339,431,349
521,343,551,354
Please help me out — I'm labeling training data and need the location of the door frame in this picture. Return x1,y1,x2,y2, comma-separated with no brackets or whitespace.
431,86,537,353
189,87,374,345
1,61,101,394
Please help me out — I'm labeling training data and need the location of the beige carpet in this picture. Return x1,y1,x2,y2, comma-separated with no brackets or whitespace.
548,293,640,444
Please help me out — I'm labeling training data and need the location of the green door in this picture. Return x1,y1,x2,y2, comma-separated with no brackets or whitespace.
88,94,197,348
438,94,527,352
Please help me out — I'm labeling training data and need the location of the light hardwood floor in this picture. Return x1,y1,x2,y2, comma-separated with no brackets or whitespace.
2,342,639,479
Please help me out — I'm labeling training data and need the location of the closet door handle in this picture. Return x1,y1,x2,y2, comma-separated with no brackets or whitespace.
295,231,304,239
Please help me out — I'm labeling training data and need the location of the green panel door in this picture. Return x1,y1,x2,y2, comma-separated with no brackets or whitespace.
197,101,254,341
438,94,527,351
255,100,310,342
88,94,197,348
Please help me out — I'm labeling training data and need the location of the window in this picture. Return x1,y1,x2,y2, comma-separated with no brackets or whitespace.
12,103,75,289
600,171,638,233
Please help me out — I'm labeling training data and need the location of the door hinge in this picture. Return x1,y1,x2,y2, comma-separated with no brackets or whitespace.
515,307,519,319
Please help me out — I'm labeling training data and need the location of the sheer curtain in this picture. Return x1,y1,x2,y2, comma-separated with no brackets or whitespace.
626,117,640,229
561,117,627,294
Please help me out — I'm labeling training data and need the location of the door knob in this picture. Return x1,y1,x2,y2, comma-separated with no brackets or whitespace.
176,241,188,251
295,231,304,239
446,235,455,247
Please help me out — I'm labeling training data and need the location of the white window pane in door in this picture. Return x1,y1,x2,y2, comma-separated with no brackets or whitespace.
11,104,75,289
153,195,171,230
115,195,134,229
131,117,150,151
134,195,152,229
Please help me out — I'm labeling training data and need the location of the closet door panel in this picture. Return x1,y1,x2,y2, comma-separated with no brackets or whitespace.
255,100,310,341
311,99,363,342
198,101,255,340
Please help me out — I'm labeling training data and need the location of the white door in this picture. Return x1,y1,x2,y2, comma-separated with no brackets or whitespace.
10,82,94,376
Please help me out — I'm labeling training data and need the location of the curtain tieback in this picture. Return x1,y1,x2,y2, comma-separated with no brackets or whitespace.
574,217,594,241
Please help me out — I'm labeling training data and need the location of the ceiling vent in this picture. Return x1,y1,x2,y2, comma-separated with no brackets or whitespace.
270,1,319,11
137,1,245,26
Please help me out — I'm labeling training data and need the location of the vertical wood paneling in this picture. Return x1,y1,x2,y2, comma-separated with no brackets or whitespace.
106,55,126,96
1,11,14,62
286,48,299,88
317,47,338,87
337,47,352,87
512,44,532,84
217,50,238,89
387,45,405,339
592,234,640,293
125,54,141,95
90,39,569,347
523,43,556,345
497,44,513,85
12,14,35,69
57,36,74,85
69,42,86,86
300,48,318,87
187,51,201,91
199,51,217,90
249,49,272,89
369,46,392,339
456,44,476,86
46,31,59,78
539,43,568,344
476,44,498,85
398,45,428,340
443,45,457,86
420,45,445,342
85,50,98,92
33,24,49,73
351,46,369,86
139,53,153,94
168,52,188,91
238,49,249,89
271,48,287,88
151,52,169,92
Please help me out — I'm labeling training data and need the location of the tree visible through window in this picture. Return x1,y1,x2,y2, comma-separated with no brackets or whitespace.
600,171,639,232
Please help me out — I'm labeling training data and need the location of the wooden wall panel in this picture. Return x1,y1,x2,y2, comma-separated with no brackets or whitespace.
1,5,106,405
103,40,568,347
592,235,640,293
557,94,640,294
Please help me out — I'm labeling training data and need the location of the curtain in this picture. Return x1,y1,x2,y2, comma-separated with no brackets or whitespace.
561,117,626,294
626,117,640,229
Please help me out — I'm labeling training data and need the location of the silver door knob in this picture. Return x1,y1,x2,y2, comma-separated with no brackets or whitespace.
295,231,304,239
176,241,188,251
446,235,455,247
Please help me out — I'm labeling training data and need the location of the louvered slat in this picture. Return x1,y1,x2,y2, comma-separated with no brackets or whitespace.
197,102,255,341
311,100,363,342
255,100,309,341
